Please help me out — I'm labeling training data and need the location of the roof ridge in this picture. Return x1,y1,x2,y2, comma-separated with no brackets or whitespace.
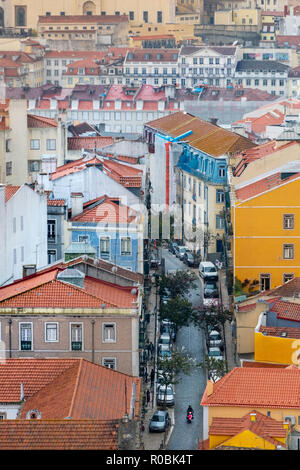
68,358,83,418
0,270,58,303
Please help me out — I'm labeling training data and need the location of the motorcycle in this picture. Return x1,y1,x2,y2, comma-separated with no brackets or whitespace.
186,412,193,424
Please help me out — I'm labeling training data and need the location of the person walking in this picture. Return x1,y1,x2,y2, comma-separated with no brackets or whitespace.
144,368,148,383
150,368,155,387
146,389,150,406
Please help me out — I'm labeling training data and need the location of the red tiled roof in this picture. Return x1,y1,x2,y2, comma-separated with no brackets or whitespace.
210,411,288,448
277,35,300,48
0,358,78,402
262,277,300,298
269,299,300,322
126,48,179,62
5,185,21,202
259,325,300,339
27,114,58,128
242,361,288,369
201,367,300,408
0,420,119,450
235,171,300,202
70,195,137,224
0,270,58,302
68,136,114,150
47,199,66,207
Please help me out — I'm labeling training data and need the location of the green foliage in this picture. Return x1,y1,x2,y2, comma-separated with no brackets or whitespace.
234,277,246,296
159,270,197,299
200,355,227,383
159,296,195,330
156,347,198,388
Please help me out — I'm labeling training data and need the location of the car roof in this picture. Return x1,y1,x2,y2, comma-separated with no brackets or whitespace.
153,410,168,416
200,261,216,267
209,330,221,335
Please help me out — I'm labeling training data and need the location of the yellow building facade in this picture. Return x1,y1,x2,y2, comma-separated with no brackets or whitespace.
255,330,300,365
214,8,262,29
1,0,177,30
233,175,300,291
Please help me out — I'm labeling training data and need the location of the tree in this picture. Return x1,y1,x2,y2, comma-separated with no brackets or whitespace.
200,356,227,383
193,304,233,332
159,295,196,331
156,347,198,406
159,269,197,299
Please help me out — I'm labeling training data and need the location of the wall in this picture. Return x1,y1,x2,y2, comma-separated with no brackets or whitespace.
254,330,300,365
0,311,139,376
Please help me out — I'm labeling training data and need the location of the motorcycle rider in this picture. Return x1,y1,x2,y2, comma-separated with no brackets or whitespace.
186,405,194,421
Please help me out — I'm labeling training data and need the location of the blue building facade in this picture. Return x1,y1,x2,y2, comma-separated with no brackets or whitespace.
70,222,140,272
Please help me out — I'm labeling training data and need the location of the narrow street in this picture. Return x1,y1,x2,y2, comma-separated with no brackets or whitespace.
161,249,207,450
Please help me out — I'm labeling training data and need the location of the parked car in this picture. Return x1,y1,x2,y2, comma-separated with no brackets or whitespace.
159,333,171,347
160,320,177,342
160,287,171,306
149,410,171,432
157,385,175,406
199,261,218,281
168,242,178,255
177,246,190,260
150,253,160,269
203,281,220,307
208,347,223,361
183,252,196,267
158,349,172,360
174,244,180,257
209,330,223,347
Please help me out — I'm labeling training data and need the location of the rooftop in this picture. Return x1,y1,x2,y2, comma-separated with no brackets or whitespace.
201,366,300,408
0,420,119,450
38,15,129,24
70,195,138,224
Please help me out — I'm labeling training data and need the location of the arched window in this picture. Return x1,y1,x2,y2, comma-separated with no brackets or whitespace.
15,6,26,27
82,1,96,15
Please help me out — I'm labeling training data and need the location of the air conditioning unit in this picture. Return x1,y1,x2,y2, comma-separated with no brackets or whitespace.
284,415,296,425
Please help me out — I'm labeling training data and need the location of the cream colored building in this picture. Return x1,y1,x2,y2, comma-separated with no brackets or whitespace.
215,8,262,29
1,0,177,30
0,100,66,186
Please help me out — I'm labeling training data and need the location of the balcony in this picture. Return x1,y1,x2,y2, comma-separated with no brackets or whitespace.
71,341,82,351
21,341,32,351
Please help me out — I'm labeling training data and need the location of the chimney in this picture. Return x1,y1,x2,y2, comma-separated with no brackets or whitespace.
117,414,138,450
71,192,83,218
206,380,214,396
250,412,256,422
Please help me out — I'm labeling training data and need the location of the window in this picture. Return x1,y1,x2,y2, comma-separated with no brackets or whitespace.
28,161,40,173
48,249,56,264
15,6,26,26
218,166,226,178
47,220,56,243
129,11,134,20
283,244,294,259
283,214,294,229
143,11,148,23
20,323,32,350
103,358,116,369
100,237,110,259
157,11,162,23
198,182,201,197
216,189,225,203
71,324,82,351
46,139,56,150
103,323,116,343
121,237,131,256
13,217,16,233
20,216,24,231
31,139,40,150
45,323,58,342
283,273,294,283
260,274,270,291
216,215,225,229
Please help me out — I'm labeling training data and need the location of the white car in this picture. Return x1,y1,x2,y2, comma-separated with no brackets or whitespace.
208,347,223,361
157,385,175,406
209,330,223,347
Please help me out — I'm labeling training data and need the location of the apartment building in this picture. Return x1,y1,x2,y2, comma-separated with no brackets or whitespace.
124,48,179,87
234,59,290,96
178,45,239,88
37,14,129,49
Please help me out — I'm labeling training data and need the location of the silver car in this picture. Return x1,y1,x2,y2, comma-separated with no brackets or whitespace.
157,385,175,406
208,347,223,361
149,410,171,433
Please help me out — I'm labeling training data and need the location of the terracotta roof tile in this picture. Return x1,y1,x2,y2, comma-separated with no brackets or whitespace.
210,410,288,446
201,367,300,408
68,136,114,150
270,299,300,322
0,420,119,450
5,185,21,202
235,171,300,201
27,114,58,128
259,325,300,339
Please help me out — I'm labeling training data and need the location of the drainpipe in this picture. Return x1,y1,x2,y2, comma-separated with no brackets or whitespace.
8,318,12,358
91,319,95,363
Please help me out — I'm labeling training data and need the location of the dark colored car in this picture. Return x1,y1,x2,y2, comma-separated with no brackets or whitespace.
149,410,171,432
203,281,219,298
168,242,178,255
183,252,196,267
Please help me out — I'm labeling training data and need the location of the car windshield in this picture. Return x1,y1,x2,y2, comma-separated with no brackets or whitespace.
209,350,221,357
152,415,165,422
160,338,170,344
205,267,217,273
206,283,216,289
